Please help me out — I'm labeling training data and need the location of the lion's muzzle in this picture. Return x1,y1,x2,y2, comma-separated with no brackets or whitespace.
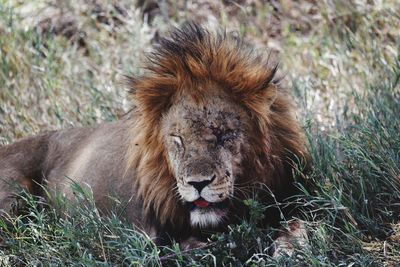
187,174,216,194
179,173,231,203
179,173,232,228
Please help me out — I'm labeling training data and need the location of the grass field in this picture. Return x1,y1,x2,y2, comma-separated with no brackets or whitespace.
0,0,399,266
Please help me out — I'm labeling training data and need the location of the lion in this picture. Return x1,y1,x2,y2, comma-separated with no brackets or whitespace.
0,23,308,253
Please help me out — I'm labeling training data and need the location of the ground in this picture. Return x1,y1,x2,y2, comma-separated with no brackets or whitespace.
0,0,399,266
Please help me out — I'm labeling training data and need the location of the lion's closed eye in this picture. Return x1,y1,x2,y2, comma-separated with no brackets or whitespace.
220,130,236,143
170,135,184,148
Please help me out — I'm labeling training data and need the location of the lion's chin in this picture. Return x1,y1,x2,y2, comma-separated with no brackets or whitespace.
190,208,227,228
184,198,230,228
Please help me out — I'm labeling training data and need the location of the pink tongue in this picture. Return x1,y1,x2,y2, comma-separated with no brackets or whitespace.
194,199,210,208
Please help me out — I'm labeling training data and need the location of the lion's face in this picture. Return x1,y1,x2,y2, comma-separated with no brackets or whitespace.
128,24,307,236
161,94,250,228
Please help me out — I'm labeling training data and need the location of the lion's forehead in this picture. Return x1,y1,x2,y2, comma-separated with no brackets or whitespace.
170,99,242,128
185,110,241,132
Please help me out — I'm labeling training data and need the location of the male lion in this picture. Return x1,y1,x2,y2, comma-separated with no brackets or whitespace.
0,24,308,253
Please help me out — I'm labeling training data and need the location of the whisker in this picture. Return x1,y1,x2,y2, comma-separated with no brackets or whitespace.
234,181,254,187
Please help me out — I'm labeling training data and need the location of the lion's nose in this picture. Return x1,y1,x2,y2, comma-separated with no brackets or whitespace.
188,175,216,192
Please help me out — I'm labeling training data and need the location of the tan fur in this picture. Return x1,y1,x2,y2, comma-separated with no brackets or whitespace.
0,24,308,244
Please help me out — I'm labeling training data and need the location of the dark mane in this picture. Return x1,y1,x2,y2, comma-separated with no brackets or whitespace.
126,23,308,236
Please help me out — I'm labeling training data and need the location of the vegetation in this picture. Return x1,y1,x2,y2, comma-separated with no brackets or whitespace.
1,0,399,265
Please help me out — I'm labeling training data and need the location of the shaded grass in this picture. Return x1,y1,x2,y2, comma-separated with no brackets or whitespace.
0,185,161,266
0,0,399,266
298,60,400,265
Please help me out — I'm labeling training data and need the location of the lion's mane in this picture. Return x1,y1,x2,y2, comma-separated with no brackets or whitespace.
126,24,308,234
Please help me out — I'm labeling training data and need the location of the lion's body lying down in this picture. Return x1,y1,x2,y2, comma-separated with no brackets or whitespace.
0,121,149,230
0,24,308,248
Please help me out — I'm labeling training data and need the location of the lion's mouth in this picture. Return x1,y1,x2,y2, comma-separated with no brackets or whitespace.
193,198,210,208
185,197,230,211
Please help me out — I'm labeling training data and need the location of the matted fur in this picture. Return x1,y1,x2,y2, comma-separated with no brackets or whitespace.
126,24,308,230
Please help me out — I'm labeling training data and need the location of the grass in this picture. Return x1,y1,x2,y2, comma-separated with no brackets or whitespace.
0,0,399,266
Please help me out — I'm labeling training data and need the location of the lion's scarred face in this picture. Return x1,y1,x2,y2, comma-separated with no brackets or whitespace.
162,94,250,228
128,24,308,237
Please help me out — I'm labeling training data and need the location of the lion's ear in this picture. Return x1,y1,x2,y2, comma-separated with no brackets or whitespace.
251,62,279,107
257,64,279,108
